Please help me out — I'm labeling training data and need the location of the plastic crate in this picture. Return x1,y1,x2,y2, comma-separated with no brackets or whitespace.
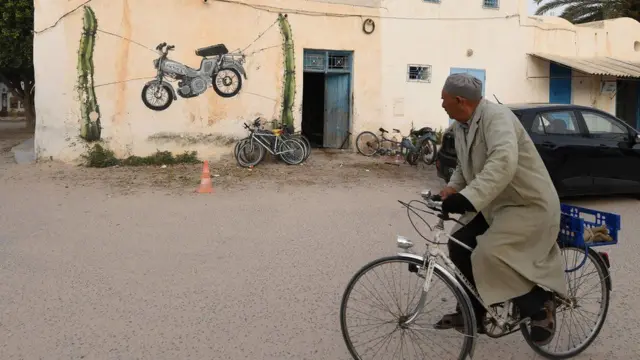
558,204,621,248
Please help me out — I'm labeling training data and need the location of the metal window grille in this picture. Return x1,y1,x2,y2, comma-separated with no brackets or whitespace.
303,50,352,73
303,52,326,72
407,65,432,83
484,0,498,8
328,54,349,71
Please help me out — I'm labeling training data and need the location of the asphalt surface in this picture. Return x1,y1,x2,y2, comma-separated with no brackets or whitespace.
1,173,639,359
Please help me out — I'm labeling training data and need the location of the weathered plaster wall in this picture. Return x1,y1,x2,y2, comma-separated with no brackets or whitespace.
527,16,640,115
33,0,381,162
33,0,640,163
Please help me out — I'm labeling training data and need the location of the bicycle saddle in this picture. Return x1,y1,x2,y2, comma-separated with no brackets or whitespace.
412,127,434,136
379,127,388,134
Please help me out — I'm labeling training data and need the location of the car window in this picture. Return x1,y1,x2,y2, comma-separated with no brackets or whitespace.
531,111,581,136
580,111,627,136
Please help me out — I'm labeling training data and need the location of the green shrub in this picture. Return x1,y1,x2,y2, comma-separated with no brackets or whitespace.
83,144,200,168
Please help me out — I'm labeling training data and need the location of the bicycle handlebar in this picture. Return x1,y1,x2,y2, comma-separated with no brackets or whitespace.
156,42,175,54
420,189,450,221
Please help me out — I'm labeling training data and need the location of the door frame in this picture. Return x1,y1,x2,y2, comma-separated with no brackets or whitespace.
615,79,640,130
303,49,354,148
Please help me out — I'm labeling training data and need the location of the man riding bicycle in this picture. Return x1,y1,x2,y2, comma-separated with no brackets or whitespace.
434,73,568,345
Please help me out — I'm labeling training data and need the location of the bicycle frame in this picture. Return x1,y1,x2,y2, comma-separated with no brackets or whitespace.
379,132,407,150
395,191,575,336
246,128,295,156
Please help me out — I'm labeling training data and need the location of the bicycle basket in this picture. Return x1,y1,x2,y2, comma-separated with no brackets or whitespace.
558,204,621,248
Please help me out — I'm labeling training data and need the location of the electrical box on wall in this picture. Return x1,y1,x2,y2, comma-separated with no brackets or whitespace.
601,81,616,94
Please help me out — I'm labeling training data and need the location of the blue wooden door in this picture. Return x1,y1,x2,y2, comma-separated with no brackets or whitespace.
549,62,572,104
448,68,486,125
324,73,351,148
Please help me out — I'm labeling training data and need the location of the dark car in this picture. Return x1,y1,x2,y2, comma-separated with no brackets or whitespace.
435,103,640,197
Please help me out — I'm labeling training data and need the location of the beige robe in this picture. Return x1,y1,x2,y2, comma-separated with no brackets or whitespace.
447,99,568,306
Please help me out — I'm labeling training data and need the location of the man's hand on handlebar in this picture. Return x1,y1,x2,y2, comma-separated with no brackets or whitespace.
442,193,476,215
439,186,458,200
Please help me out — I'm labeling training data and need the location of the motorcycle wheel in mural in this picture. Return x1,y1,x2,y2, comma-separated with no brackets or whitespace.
213,69,243,98
141,42,248,111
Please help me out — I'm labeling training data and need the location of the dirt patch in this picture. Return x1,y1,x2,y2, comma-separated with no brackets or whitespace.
1,147,438,195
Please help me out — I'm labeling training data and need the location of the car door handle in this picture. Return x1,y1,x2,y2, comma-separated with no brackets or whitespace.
541,141,557,149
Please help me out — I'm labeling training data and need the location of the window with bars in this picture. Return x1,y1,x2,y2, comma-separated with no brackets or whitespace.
483,0,499,8
303,50,352,73
328,54,350,71
303,52,326,72
407,65,432,83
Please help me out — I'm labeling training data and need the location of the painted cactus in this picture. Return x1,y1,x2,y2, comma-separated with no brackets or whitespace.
278,13,295,127
77,6,101,141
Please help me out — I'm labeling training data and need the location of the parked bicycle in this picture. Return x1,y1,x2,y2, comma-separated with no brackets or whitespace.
340,189,617,359
355,125,438,166
410,125,439,166
235,118,308,168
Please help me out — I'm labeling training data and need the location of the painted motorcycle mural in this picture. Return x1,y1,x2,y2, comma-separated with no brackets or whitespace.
141,42,248,111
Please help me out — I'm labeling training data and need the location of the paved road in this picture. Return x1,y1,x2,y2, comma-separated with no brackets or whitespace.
1,174,638,359
0,119,26,131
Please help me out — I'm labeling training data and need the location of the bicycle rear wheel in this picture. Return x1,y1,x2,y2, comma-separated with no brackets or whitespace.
420,139,438,165
355,131,380,157
234,137,250,159
340,255,476,360
520,244,610,359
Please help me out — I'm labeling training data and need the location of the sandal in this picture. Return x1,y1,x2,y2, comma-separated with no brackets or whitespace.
529,300,556,346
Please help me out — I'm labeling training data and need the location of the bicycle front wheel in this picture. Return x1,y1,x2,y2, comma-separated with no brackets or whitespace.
236,139,265,168
340,255,475,360
277,138,305,165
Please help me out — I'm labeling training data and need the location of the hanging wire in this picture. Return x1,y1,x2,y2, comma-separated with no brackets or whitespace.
241,18,280,53
94,77,156,88
244,45,280,57
33,0,523,36
31,0,578,36
33,0,95,34
96,29,158,54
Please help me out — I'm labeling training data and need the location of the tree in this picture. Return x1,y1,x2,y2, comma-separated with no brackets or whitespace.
0,0,35,130
534,0,640,24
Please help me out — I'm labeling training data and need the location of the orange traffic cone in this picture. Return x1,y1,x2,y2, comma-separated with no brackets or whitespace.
196,160,213,193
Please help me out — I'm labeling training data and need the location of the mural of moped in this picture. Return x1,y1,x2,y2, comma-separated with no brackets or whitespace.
141,42,248,111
